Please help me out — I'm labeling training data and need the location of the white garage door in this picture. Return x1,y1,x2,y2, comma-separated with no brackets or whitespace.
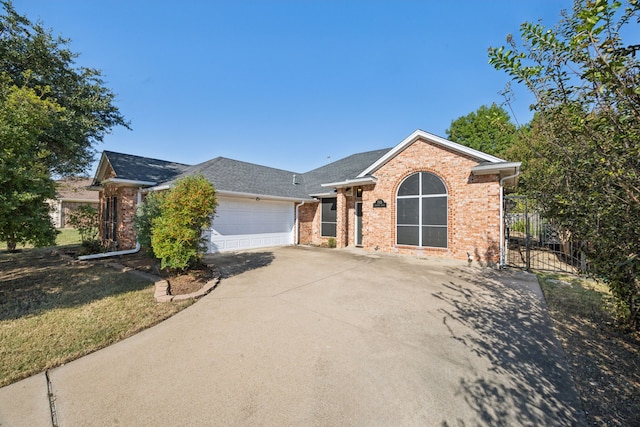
205,197,295,253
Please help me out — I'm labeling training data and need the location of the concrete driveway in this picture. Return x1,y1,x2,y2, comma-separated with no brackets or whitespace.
1,246,584,426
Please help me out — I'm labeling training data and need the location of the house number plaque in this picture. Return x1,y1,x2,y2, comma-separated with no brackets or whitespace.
373,199,387,208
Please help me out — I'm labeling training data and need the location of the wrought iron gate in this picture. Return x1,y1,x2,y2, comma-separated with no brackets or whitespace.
503,196,588,273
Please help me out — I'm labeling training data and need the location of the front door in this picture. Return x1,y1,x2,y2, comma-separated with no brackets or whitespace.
355,202,363,246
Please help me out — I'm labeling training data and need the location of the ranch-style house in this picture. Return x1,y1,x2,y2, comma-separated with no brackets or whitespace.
89,129,520,264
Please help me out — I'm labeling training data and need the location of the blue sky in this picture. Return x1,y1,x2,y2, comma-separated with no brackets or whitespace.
13,1,573,174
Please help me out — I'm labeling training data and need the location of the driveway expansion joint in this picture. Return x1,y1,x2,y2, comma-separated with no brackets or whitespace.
45,370,58,427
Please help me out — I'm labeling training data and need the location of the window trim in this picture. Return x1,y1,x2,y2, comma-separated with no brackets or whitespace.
104,196,117,241
320,197,337,238
396,172,448,248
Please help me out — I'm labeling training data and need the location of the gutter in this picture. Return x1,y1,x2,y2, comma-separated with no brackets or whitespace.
499,167,521,269
78,191,143,261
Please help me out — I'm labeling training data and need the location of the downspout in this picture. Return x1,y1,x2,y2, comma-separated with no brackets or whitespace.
295,201,306,245
499,168,521,268
78,190,142,260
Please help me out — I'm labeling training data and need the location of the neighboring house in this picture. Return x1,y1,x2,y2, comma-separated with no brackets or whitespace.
50,177,100,228
89,130,520,264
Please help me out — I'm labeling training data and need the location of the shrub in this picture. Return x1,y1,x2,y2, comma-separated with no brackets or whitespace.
67,205,99,243
134,191,164,257
327,238,336,248
151,175,217,271
77,239,104,256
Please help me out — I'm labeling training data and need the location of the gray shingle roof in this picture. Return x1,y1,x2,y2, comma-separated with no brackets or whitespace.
301,148,392,195
165,157,311,200
103,151,189,184
100,147,393,200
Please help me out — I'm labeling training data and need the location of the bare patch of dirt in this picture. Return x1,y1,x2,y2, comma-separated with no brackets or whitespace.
107,251,220,296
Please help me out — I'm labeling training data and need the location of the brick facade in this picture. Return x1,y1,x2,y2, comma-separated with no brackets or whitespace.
297,203,318,245
94,132,513,262
298,139,502,263
99,185,139,250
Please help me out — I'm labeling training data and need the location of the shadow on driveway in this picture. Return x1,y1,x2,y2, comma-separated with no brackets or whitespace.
203,251,275,279
435,267,585,426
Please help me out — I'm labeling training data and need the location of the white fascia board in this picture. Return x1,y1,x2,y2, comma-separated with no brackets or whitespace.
357,129,506,178
101,178,157,187
320,176,377,188
144,184,171,192
92,153,111,184
216,190,314,203
309,192,335,198
471,162,521,175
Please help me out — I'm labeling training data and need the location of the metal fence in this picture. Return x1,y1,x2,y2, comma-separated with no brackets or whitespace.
504,196,588,273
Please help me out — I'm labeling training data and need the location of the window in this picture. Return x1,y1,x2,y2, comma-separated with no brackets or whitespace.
396,172,447,248
321,197,337,237
104,196,117,241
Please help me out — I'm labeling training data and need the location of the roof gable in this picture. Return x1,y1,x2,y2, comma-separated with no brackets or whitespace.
94,151,190,186
357,130,505,178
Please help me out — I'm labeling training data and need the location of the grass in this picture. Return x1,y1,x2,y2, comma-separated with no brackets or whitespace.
0,246,194,387
538,272,611,320
0,227,82,251
537,272,640,426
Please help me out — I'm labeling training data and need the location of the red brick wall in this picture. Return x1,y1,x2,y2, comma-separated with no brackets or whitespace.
298,139,501,263
364,139,500,263
99,185,139,250
297,202,318,245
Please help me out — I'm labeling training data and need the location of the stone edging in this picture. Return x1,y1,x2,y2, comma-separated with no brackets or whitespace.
53,249,220,302
104,262,220,302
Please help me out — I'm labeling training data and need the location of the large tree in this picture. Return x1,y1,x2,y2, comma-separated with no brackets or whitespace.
446,103,518,158
0,1,128,250
0,81,62,250
489,0,640,327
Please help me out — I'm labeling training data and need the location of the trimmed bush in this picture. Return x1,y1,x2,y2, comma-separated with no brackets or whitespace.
151,175,217,271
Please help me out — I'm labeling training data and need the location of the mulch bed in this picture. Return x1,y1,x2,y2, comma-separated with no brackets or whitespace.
97,251,219,296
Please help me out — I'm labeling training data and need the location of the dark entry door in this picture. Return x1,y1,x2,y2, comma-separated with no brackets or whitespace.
355,202,363,246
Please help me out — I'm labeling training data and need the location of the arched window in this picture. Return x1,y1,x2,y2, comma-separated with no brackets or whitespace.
396,172,447,248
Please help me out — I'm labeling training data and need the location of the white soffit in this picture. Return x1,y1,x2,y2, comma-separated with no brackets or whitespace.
471,162,521,175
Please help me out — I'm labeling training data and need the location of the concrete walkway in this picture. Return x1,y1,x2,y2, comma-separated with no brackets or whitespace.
0,246,585,426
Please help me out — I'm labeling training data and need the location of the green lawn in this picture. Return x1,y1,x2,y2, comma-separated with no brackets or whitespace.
0,227,82,251
0,246,194,387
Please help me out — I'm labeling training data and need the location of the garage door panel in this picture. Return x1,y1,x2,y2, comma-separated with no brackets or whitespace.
207,197,294,253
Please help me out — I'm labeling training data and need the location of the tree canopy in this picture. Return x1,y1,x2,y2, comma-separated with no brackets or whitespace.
446,103,518,158
0,0,129,175
0,82,62,250
489,0,640,327
0,1,128,250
